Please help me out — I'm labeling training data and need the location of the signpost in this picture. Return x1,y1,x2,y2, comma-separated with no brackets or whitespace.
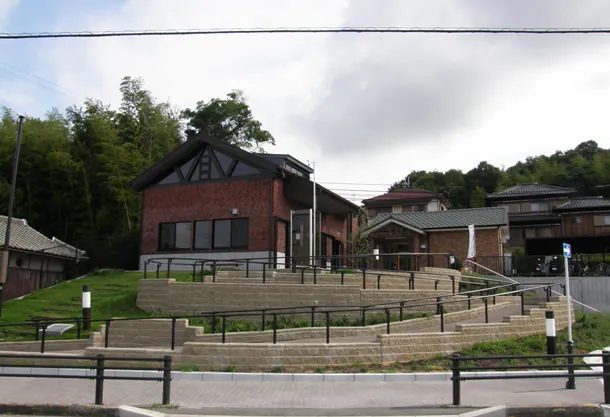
563,242,575,389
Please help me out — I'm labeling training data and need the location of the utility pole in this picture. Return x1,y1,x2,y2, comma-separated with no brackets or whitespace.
0,115,25,317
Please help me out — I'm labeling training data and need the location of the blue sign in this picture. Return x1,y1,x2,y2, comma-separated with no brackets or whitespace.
563,243,572,259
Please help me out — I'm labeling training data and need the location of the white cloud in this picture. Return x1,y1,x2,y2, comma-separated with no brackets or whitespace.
0,0,19,28
24,0,610,205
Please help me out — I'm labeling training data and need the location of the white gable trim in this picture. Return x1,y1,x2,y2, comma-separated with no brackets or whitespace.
363,218,425,236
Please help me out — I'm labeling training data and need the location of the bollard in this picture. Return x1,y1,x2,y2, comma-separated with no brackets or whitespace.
162,355,172,405
377,274,381,290
545,311,556,355
385,309,391,334
484,298,489,323
341,271,345,285
603,350,610,404
452,354,461,406
82,285,91,331
95,355,105,405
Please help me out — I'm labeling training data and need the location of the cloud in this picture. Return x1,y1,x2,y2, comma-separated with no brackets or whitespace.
294,0,610,156
0,0,19,28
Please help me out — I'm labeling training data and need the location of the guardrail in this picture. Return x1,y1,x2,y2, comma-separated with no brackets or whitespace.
0,282,563,352
451,351,610,405
0,353,171,405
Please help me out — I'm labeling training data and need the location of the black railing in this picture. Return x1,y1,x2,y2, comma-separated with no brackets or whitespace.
0,281,562,352
468,254,610,277
451,351,610,406
0,353,171,405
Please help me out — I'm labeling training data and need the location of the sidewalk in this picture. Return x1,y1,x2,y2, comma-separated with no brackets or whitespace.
0,376,602,408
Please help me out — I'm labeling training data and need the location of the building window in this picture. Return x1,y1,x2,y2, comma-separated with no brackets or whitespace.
411,204,427,212
159,222,192,251
392,205,402,213
213,218,250,249
530,202,549,212
194,220,211,249
594,215,610,227
572,216,583,225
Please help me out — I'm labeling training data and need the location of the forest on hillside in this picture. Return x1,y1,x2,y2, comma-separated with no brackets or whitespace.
1,76,609,269
390,141,610,209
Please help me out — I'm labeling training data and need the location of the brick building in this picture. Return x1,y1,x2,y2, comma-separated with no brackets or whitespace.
362,207,509,270
362,188,448,219
130,133,361,270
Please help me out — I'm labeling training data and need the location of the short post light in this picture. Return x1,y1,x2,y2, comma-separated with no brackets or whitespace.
82,285,91,330
545,310,556,355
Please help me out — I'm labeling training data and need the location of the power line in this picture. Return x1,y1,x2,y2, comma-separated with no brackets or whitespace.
318,181,393,186
3,26,610,40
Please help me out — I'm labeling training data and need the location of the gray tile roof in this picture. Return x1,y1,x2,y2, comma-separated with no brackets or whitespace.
0,216,86,260
555,196,610,211
487,183,575,199
365,207,508,233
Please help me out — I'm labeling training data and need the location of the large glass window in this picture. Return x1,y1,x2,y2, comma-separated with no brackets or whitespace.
159,222,191,250
194,221,210,249
213,218,249,249
594,215,610,226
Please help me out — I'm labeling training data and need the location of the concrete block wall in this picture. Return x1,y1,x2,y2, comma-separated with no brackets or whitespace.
0,339,91,353
102,318,204,348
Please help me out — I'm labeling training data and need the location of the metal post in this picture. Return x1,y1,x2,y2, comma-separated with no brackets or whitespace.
325,312,330,343
467,294,471,310
104,320,110,348
313,265,317,285
520,292,525,315
162,355,172,405
545,311,556,355
261,310,266,331
361,308,366,326
221,316,227,344
246,260,250,278
603,350,610,404
362,270,366,290
40,326,47,353
212,260,217,282
211,312,216,334
377,274,381,290
82,285,91,331
167,259,172,278
386,309,391,334
434,280,439,290
436,297,441,315
311,307,316,327
341,271,344,285
144,261,148,279
156,263,160,278
171,317,177,350
200,263,204,282
262,263,266,284
452,354,461,406
440,304,445,332
301,268,305,284
0,115,25,313
409,272,415,290
450,276,455,294
95,355,105,405
484,298,489,323
273,314,277,344
76,318,81,339
564,255,574,345
399,302,404,321
191,264,196,282
566,340,576,389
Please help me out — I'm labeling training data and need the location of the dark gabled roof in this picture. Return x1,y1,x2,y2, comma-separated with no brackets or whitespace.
486,183,576,200
554,196,610,212
362,189,440,206
0,216,87,260
130,132,281,192
363,207,508,235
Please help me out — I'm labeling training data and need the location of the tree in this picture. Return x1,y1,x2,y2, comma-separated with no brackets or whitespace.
183,90,275,152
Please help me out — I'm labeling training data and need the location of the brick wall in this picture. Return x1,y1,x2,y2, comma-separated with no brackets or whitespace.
429,228,501,261
141,178,273,253
276,221,287,254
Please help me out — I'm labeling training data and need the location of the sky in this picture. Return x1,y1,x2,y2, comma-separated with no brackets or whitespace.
1,0,610,204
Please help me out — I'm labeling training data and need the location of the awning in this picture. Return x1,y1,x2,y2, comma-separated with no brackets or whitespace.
283,175,360,214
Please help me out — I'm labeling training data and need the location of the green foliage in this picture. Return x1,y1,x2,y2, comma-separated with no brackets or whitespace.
183,89,275,152
390,141,610,208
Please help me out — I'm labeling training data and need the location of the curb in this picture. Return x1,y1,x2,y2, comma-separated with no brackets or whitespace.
0,402,118,416
0,367,601,382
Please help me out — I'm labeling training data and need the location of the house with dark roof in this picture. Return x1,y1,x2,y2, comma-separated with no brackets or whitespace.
486,183,576,249
130,133,361,270
361,207,509,270
362,189,448,218
0,216,86,300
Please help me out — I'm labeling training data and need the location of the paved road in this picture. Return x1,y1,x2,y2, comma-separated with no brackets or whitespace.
0,376,602,408
284,304,521,345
